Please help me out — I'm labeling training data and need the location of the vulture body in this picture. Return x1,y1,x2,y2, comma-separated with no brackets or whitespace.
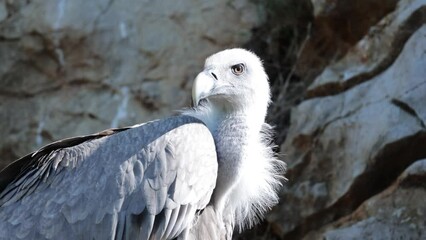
0,49,284,239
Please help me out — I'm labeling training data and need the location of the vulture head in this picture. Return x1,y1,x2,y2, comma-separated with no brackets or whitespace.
192,48,270,127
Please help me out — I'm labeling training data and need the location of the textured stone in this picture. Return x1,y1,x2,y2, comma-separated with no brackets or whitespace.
321,159,426,240
295,0,398,82
270,1,426,238
307,0,426,97
0,0,261,169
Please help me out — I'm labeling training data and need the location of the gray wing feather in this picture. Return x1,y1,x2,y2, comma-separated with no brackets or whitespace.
0,115,218,240
140,213,155,239
184,206,224,240
163,205,181,239
169,204,189,238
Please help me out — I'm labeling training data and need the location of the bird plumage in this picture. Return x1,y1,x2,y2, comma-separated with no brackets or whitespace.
184,48,285,235
0,116,217,239
0,48,284,239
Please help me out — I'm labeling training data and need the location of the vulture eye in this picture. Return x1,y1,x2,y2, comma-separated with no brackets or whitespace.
231,63,245,75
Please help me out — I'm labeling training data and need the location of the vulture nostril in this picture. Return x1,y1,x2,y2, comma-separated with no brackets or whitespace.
211,72,218,80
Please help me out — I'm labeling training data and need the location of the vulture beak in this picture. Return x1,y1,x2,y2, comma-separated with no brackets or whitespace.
192,71,216,106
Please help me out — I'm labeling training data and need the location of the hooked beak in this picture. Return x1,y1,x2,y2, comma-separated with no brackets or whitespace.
192,72,215,106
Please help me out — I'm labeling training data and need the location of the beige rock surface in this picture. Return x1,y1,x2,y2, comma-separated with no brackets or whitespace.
268,0,426,239
307,0,426,97
322,159,426,240
0,0,261,169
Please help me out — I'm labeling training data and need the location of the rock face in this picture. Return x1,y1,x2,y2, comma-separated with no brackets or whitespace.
271,0,426,239
322,159,426,240
0,0,260,169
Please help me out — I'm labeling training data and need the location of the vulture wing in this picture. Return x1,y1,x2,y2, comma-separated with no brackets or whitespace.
0,115,218,240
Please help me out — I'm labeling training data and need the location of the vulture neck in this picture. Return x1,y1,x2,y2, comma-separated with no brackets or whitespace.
186,100,272,228
195,101,266,136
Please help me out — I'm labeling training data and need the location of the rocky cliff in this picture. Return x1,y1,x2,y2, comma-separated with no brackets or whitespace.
0,0,260,170
1,0,426,239
263,0,426,239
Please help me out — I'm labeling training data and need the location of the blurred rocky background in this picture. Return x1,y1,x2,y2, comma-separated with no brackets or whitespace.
1,0,425,239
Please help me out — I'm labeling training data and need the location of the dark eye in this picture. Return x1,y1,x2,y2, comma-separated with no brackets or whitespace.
231,63,245,75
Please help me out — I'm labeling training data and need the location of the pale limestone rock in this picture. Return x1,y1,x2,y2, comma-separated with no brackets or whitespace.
0,0,262,169
269,0,426,238
322,159,426,240
308,0,426,95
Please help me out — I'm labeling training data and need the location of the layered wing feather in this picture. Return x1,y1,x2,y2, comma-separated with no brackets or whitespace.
0,115,217,240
